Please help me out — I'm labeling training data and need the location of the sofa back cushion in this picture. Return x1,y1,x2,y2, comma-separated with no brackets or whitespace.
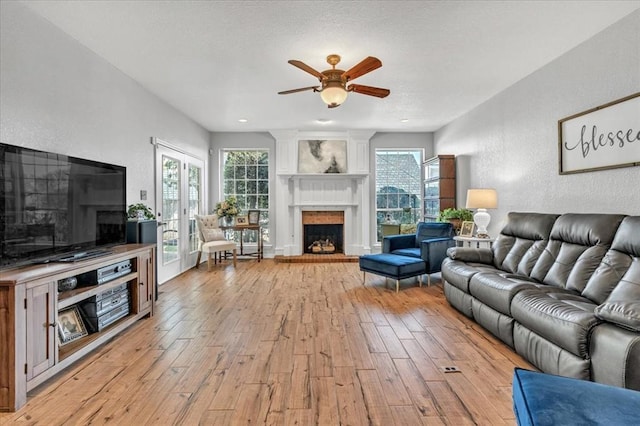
583,216,639,304
491,212,559,276
415,222,455,247
530,214,626,291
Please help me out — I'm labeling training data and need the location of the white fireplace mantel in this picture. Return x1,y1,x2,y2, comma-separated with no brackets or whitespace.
277,173,368,180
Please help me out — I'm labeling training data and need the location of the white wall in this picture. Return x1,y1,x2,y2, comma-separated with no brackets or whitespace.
0,1,210,210
434,10,640,236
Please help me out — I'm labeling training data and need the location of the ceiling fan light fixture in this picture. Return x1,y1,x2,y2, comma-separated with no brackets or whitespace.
320,82,348,107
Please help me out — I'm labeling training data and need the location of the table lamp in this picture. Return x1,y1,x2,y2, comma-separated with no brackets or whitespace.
466,189,498,238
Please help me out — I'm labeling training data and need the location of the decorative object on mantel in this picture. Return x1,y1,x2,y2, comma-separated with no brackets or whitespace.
278,54,390,108
558,92,639,175
127,203,155,220
215,196,239,226
298,140,347,173
437,208,473,233
465,189,498,238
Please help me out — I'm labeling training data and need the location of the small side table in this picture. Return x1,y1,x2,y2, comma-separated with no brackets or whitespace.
454,236,495,249
220,225,263,261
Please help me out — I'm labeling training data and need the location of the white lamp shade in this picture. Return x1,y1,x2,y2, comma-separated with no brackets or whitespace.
320,83,348,106
465,188,498,209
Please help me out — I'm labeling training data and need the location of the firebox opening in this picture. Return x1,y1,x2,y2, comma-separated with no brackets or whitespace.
303,224,344,254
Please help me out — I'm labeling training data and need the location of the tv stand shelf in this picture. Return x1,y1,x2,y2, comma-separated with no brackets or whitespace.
0,244,155,412
57,272,137,310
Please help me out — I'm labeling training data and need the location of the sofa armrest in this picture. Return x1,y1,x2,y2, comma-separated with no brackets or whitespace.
446,247,494,264
590,323,640,390
383,234,416,253
420,238,455,272
595,301,640,332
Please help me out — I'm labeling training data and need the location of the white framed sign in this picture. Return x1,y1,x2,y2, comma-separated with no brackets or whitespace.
558,92,639,175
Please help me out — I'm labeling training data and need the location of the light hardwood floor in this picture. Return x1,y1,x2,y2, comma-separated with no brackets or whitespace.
1,260,533,425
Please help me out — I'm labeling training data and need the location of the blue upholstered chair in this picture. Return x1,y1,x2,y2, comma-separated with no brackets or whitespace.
382,222,455,282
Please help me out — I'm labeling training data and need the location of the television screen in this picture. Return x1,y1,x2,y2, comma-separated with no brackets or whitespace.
0,143,127,269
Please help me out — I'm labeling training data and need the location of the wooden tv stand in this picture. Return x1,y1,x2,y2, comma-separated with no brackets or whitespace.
0,244,155,412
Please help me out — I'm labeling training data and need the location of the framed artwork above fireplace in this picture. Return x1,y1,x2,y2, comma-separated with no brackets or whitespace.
298,139,347,174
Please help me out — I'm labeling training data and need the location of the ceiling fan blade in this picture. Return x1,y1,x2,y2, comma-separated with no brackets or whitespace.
278,86,320,95
348,84,390,98
288,60,326,80
342,56,382,81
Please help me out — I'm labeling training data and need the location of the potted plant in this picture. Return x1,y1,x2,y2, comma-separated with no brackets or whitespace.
127,203,156,220
437,208,473,232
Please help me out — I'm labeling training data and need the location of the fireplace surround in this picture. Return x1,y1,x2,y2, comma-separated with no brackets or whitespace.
271,130,375,257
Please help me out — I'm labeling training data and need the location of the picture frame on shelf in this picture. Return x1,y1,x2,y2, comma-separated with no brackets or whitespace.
235,215,248,226
459,221,476,237
248,210,260,225
58,306,88,345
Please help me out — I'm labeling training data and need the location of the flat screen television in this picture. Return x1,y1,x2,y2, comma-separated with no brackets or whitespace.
1,143,127,270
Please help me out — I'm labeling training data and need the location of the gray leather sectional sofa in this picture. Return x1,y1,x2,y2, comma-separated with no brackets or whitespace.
441,212,640,390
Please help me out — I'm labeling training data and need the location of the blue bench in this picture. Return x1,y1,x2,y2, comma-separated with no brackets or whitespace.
512,368,640,425
359,253,426,292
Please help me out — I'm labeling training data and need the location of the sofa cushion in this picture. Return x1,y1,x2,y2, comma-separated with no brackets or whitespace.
391,247,421,258
469,273,539,315
530,214,626,292
441,257,502,293
595,301,640,332
415,221,454,247
511,288,601,358
583,216,639,304
491,212,558,276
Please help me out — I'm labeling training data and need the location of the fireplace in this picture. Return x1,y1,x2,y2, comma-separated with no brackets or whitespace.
302,211,344,254
304,224,344,254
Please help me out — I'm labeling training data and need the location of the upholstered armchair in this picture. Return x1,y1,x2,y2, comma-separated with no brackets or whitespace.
194,214,237,270
382,221,455,282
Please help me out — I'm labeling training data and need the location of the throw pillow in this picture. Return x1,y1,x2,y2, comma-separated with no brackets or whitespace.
202,229,226,242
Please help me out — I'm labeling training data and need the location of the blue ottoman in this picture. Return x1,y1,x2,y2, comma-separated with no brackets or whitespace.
359,253,426,293
512,368,640,426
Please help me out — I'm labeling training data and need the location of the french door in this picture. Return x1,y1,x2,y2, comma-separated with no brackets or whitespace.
154,142,204,283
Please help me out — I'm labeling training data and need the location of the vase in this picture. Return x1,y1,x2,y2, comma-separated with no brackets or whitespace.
222,216,234,227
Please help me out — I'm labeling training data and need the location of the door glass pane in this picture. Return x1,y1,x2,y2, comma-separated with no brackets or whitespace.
162,156,180,265
188,164,202,253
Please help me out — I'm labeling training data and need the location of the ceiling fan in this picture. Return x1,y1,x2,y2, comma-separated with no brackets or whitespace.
278,54,390,108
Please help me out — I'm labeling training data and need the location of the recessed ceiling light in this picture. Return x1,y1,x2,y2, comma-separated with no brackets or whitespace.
238,118,248,123
400,118,409,123
316,118,332,124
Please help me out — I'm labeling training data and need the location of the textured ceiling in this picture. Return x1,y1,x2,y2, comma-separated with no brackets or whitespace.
21,1,640,132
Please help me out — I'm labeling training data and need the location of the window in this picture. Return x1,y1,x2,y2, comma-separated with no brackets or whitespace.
222,150,269,243
375,149,423,242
